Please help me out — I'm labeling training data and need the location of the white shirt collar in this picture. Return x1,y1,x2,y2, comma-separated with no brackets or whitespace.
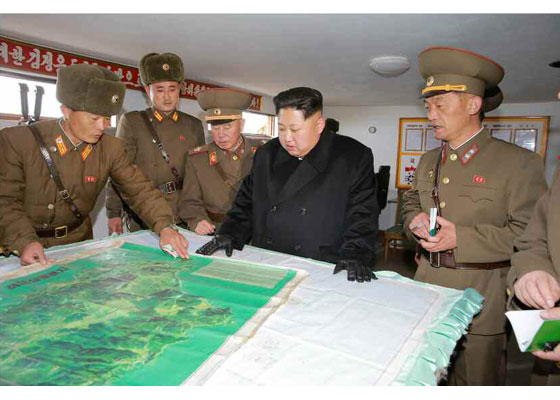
450,126,484,150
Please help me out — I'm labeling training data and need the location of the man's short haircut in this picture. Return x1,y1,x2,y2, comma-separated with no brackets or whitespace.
273,87,323,119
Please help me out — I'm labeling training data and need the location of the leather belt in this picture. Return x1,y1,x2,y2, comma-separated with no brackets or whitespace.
420,249,510,270
157,180,183,194
36,219,84,239
207,210,225,223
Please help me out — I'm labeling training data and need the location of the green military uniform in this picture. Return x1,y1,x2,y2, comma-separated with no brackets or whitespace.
178,87,264,231
180,139,262,230
507,162,560,385
402,47,549,385
105,52,205,231
0,64,174,257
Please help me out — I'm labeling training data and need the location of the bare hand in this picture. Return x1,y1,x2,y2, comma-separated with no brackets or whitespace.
532,307,560,362
159,228,189,259
108,217,123,235
408,212,430,240
195,219,215,235
514,270,560,310
420,216,457,253
21,241,53,266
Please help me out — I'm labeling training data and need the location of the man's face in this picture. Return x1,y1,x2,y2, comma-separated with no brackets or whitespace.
277,108,325,158
61,106,111,144
145,81,180,113
210,120,244,151
424,92,475,141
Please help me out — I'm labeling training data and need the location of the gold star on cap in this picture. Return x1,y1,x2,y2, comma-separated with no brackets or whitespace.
162,63,170,71
111,94,119,103
426,76,435,86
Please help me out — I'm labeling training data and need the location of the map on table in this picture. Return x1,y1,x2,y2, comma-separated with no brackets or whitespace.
0,242,304,385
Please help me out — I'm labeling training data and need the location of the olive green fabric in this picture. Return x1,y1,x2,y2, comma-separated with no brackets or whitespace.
197,88,253,122
178,138,265,231
402,130,547,335
105,108,205,228
418,46,504,112
56,64,125,117
0,120,174,256
139,52,184,86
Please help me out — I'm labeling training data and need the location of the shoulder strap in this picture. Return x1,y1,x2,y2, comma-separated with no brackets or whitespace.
431,146,443,217
140,110,182,184
213,162,237,193
28,124,83,224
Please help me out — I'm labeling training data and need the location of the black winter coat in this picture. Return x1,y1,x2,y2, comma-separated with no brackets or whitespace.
218,128,379,265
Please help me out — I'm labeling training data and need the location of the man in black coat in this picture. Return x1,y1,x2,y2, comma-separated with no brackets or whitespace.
196,87,379,282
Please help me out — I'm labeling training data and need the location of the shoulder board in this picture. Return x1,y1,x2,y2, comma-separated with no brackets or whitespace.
189,145,209,156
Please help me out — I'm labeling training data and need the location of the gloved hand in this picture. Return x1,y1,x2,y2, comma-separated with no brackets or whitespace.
333,260,377,283
196,234,235,257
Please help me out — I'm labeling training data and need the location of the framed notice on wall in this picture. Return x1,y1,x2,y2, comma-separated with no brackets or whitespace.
396,116,549,189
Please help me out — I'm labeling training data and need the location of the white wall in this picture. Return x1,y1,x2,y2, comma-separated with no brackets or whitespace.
324,101,560,230
90,88,275,239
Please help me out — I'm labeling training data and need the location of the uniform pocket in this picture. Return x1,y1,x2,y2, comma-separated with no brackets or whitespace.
459,184,497,202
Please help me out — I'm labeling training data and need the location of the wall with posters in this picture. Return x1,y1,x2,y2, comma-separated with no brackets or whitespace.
324,101,560,230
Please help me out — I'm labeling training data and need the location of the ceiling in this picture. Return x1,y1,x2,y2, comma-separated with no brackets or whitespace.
1,14,559,106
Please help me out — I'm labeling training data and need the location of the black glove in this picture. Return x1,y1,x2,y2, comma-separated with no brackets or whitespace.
333,260,377,283
196,234,235,257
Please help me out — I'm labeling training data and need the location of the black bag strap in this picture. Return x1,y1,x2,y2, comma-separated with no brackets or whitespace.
28,124,83,224
140,110,182,185
431,146,443,217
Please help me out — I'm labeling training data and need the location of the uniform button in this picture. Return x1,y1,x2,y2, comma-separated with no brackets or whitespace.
266,238,273,245
294,245,302,251
271,206,277,213
300,208,307,215
428,171,434,178
42,223,48,229
47,204,54,210
450,154,458,161
442,177,450,184
50,146,58,153
440,201,446,209
232,155,239,161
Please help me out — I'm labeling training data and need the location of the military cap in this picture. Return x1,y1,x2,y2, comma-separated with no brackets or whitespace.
418,46,505,112
139,52,184,86
197,88,253,123
56,64,125,117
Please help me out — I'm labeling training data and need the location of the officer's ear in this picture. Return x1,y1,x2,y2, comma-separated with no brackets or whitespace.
467,95,483,116
60,105,72,121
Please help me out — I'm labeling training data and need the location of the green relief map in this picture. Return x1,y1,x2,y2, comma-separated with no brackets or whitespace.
0,243,298,385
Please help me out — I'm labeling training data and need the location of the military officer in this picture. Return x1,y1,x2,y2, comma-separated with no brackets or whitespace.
178,88,265,235
402,46,548,385
197,87,380,283
506,74,560,384
106,52,205,234
0,64,189,266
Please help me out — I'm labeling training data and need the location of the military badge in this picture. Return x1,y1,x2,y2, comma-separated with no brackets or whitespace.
209,152,218,166
162,63,170,71
473,175,486,184
461,144,479,165
55,135,67,156
84,176,97,183
171,111,179,122
251,146,257,154
426,76,435,86
213,108,222,116
81,144,93,162
111,94,119,104
179,135,185,141
153,109,164,122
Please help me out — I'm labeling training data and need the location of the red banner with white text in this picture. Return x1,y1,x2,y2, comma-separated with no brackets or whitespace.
0,35,262,111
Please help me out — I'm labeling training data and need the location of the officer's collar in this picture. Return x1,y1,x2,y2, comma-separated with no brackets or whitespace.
53,118,90,158
449,126,485,150
151,108,179,123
